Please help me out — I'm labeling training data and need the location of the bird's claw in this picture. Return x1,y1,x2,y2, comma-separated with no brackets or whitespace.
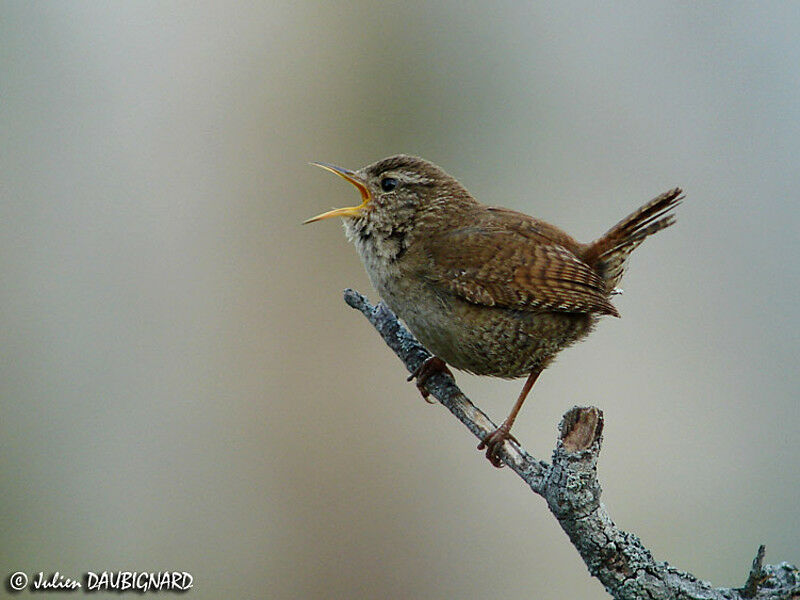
477,425,518,468
407,356,453,403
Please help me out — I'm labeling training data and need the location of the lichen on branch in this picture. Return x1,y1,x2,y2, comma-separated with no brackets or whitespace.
343,288,799,600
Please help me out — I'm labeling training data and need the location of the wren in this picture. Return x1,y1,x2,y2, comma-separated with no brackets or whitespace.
306,155,682,467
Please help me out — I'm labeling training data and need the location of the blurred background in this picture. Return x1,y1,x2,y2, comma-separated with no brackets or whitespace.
2,2,798,598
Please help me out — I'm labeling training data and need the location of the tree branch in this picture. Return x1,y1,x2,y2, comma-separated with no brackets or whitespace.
343,288,800,600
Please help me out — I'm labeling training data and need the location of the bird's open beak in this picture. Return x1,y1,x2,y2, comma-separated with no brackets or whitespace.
304,162,372,224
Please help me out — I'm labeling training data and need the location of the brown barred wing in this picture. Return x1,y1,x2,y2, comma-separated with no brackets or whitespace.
421,226,619,317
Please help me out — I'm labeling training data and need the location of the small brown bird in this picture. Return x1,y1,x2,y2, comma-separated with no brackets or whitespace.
307,155,682,467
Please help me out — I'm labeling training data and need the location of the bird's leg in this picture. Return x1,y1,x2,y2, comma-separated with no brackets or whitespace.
407,356,454,403
478,367,542,468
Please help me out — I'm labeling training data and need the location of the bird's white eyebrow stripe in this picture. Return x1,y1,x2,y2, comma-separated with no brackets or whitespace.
396,172,434,185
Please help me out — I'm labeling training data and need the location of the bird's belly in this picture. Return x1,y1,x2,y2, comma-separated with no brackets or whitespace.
377,279,596,378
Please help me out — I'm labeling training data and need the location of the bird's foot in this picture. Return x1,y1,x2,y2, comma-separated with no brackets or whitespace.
477,424,518,468
407,356,453,403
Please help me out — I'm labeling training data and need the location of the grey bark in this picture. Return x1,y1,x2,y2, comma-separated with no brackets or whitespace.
343,288,799,600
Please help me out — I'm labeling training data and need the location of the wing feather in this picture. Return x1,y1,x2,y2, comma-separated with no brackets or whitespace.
421,221,618,316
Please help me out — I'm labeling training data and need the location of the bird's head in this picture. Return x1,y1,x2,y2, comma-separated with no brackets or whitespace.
305,154,474,240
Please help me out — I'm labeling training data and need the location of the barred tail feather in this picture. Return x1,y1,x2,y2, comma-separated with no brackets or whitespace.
584,188,683,293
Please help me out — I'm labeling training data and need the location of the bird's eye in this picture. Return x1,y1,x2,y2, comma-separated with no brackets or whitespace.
380,177,398,192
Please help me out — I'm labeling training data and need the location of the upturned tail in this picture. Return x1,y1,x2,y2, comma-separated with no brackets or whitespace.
583,187,684,293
